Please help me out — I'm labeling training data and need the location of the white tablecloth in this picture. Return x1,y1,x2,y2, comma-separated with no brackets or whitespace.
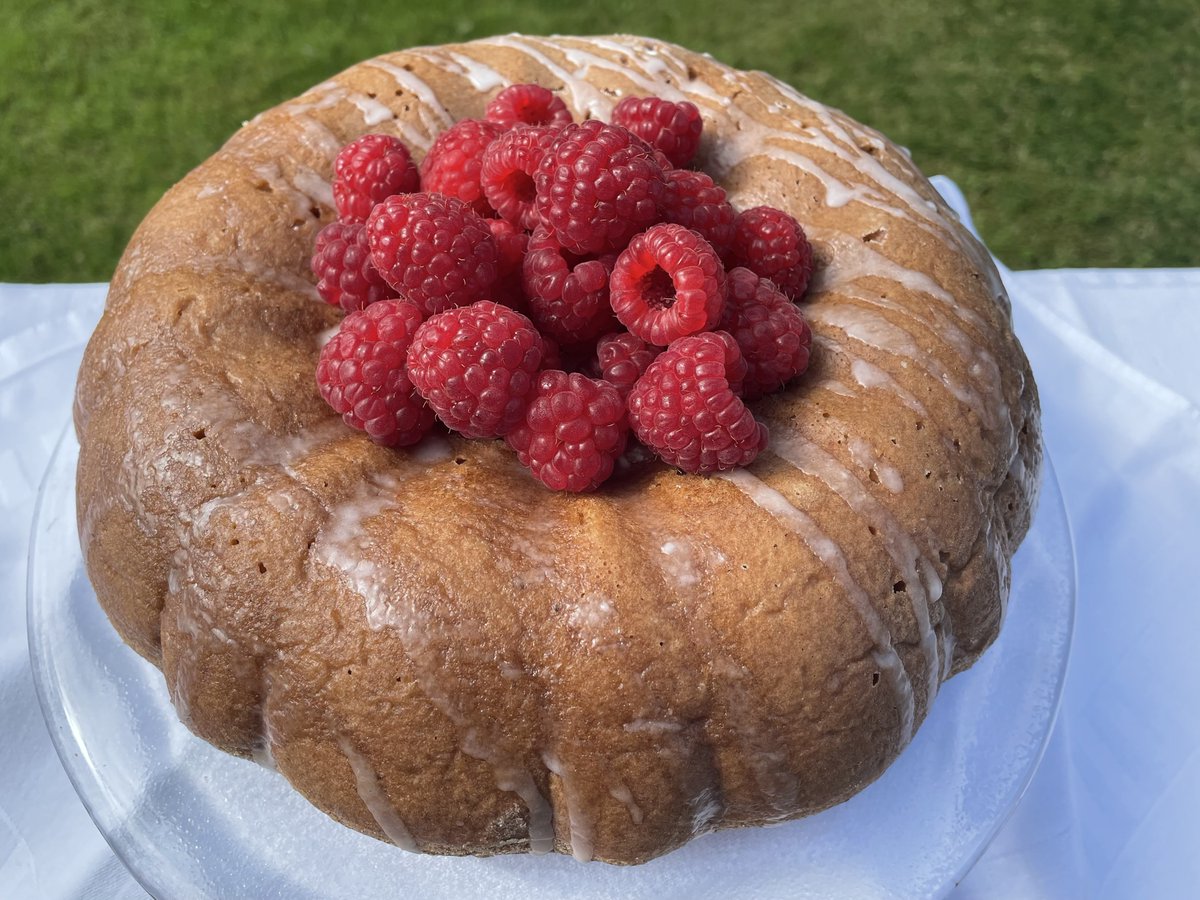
3,185,1199,897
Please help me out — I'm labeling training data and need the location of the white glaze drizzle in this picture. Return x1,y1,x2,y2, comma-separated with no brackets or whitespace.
635,521,799,817
542,752,594,862
366,58,455,146
809,302,1002,435
337,736,419,851
290,81,429,150
609,783,644,825
818,378,857,399
848,436,904,493
252,161,331,221
252,675,278,770
847,353,929,416
831,281,1013,448
762,421,946,709
313,460,558,856
478,36,615,120
291,112,345,159
436,50,508,91
718,469,915,743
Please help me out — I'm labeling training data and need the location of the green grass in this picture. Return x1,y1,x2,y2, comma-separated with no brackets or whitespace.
1,0,1196,281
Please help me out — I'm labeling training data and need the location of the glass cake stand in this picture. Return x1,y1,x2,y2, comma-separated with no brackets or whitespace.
29,425,1075,899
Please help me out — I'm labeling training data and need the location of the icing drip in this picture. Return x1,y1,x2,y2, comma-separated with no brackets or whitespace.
846,352,930,416
478,36,616,120
609,783,644,825
314,466,557,855
818,378,857,399
718,469,915,743
763,421,947,708
848,436,904,494
252,676,278,771
338,736,419,851
543,752,595,862
291,113,344,159
291,81,430,150
810,303,995,429
431,49,508,91
251,161,331,222
367,58,457,139
643,528,801,818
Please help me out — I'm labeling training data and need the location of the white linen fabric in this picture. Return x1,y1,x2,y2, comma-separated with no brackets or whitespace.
1,181,1197,898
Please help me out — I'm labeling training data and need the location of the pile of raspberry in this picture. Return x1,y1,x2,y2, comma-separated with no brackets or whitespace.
312,84,814,492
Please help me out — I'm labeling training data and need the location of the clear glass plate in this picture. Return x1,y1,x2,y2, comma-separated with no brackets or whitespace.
29,426,1075,899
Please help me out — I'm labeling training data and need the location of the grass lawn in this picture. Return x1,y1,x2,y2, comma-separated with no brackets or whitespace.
1,0,1196,281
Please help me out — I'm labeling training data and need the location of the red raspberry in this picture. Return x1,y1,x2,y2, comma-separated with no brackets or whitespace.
406,301,542,439
311,221,397,312
522,226,618,345
534,120,666,255
419,118,504,217
661,169,736,261
366,192,499,316
628,331,766,473
611,97,703,169
595,331,661,397
481,125,559,231
610,223,726,346
730,206,814,300
315,299,434,447
484,84,573,129
332,134,420,223
489,218,528,275
721,268,814,400
488,218,530,311
506,371,629,492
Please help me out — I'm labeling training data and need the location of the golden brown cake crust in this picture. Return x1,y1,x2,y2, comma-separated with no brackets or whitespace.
75,34,1041,864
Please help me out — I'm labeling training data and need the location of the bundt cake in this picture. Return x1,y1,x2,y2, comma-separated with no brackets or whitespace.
74,34,1041,865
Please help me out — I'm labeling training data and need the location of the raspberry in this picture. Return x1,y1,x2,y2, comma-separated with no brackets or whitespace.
534,120,666,255
506,371,629,492
315,299,434,447
419,118,504,217
721,268,814,400
730,206,814,300
484,84,573,129
366,192,499,316
311,221,397,312
611,97,703,169
488,218,530,311
522,226,618,345
595,331,661,397
332,134,420,223
480,125,559,231
628,331,766,473
406,301,542,439
489,218,528,275
661,169,736,261
610,223,726,346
